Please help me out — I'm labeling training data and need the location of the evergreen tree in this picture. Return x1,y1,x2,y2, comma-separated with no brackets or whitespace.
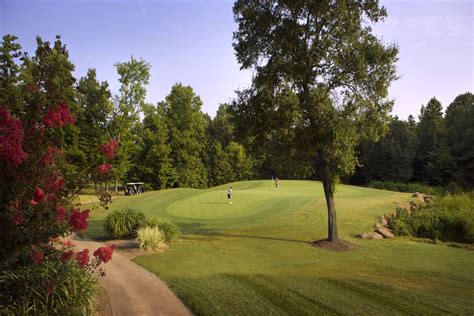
413,97,448,184
355,117,416,183
0,35,24,116
445,92,474,187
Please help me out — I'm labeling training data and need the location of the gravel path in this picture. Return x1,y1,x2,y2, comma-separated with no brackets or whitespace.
73,238,191,316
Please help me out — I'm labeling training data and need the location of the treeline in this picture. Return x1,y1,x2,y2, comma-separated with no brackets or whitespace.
1,35,472,192
350,94,474,190
0,35,253,191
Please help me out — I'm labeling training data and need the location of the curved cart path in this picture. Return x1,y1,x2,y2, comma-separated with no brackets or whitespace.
73,238,191,316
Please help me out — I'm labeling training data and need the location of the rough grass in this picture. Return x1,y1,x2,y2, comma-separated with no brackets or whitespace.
85,180,474,314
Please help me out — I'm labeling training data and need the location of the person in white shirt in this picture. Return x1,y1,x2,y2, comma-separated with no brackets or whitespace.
227,186,233,204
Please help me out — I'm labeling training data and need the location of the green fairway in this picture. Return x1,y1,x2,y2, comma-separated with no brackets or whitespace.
86,180,474,315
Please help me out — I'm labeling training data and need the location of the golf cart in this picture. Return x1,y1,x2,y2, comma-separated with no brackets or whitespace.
124,182,145,196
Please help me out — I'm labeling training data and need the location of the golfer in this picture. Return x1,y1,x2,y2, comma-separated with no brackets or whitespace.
227,186,233,204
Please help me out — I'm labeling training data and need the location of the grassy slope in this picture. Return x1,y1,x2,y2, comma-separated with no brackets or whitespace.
85,180,474,315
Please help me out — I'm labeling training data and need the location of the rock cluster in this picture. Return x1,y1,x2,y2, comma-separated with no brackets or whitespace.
357,192,435,240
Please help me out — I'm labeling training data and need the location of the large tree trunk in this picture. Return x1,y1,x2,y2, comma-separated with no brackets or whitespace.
114,178,119,194
320,159,338,242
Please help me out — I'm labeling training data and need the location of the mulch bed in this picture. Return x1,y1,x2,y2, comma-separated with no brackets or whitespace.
311,239,356,252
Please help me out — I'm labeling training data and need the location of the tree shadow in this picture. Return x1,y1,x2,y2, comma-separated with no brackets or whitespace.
175,222,309,244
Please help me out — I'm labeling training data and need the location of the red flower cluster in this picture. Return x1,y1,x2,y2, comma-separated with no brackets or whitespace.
41,146,60,166
60,250,74,262
12,211,23,225
96,163,112,175
31,250,44,265
56,205,66,222
0,106,27,167
43,102,75,128
68,209,90,232
99,139,118,159
93,246,114,263
30,186,45,206
45,173,65,194
75,249,89,268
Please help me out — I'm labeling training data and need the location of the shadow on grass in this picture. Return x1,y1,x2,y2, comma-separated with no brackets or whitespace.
176,222,309,244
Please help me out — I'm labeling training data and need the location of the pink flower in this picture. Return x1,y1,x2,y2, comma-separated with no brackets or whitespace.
68,209,90,232
99,139,118,159
60,250,74,262
96,163,112,175
75,249,89,268
31,186,45,205
43,102,75,128
93,246,114,263
31,250,44,265
12,211,23,225
56,205,66,222
0,106,28,167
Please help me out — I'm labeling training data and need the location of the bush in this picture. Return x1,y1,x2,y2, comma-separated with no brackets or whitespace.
104,208,146,239
136,227,164,251
0,257,98,315
388,193,474,243
147,218,180,244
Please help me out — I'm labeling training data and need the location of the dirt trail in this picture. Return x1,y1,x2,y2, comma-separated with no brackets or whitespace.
73,238,191,316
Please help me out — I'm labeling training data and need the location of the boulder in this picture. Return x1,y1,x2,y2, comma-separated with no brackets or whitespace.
358,232,384,240
376,226,395,238
412,192,424,200
423,195,435,204
409,201,418,212
378,215,388,226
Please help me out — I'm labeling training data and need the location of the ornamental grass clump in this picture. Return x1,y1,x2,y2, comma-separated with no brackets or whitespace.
104,208,146,239
136,227,164,251
147,218,180,244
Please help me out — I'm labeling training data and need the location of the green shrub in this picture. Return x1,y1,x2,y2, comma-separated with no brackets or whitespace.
136,227,164,251
104,208,146,239
0,257,98,315
388,193,474,243
147,218,180,244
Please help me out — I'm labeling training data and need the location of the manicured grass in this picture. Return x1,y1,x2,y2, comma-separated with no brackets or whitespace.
85,180,474,314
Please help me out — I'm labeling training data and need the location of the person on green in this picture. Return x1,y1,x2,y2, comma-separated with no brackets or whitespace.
227,186,233,204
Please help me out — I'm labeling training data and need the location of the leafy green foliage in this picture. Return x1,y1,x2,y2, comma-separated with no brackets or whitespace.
388,193,474,243
0,257,98,315
164,83,209,188
136,226,164,251
146,218,180,244
104,208,146,239
111,57,151,191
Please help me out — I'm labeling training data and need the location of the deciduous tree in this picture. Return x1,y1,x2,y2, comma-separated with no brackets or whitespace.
232,0,398,242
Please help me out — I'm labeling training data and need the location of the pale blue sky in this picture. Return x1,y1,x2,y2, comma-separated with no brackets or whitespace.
1,0,472,119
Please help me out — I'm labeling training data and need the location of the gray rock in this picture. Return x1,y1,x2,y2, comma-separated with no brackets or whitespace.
358,232,384,240
378,215,388,226
376,226,395,238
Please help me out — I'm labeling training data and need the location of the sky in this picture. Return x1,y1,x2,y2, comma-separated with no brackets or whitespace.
0,0,472,119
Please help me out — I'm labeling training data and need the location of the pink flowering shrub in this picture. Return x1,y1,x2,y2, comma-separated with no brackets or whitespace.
0,101,118,313
0,106,28,167
99,139,118,159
